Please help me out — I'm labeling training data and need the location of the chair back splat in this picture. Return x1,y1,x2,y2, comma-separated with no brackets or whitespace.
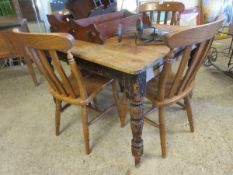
138,2,185,25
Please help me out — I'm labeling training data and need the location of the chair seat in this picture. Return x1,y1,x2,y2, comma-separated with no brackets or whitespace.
48,69,113,105
146,73,178,102
146,72,194,107
69,71,113,99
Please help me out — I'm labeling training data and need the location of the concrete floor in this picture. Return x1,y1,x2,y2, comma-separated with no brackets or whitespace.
0,39,233,175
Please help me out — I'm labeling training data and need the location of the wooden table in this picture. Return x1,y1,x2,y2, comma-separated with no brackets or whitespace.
70,25,183,166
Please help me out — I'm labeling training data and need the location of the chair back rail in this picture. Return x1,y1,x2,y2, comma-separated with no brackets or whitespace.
157,17,224,102
138,2,185,25
12,29,87,100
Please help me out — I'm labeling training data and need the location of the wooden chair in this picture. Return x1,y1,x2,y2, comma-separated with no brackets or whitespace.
138,2,185,25
144,17,224,158
12,30,122,154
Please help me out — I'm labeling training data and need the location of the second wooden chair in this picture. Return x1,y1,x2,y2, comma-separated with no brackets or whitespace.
144,17,224,158
138,2,185,25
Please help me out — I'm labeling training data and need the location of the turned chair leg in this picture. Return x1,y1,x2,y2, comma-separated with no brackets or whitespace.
159,106,166,158
81,105,90,154
55,99,62,136
184,96,194,132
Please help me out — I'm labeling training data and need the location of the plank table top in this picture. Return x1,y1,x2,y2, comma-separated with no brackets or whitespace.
71,24,187,75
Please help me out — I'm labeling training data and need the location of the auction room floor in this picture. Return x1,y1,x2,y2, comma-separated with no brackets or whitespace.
0,39,232,175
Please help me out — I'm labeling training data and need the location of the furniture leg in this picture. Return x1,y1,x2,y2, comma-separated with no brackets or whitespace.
24,57,39,86
129,76,145,167
81,105,90,154
159,106,166,158
184,96,194,132
112,81,120,114
120,89,127,127
55,99,62,136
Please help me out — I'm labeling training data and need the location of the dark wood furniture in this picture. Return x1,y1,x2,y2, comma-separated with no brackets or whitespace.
12,30,123,154
0,16,38,85
144,17,224,158
47,10,151,44
138,2,185,25
65,0,117,19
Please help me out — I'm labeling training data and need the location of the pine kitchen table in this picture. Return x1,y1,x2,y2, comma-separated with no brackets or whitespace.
70,28,177,166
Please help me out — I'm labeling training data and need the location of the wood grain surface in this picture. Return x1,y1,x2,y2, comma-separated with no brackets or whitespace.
71,24,190,75
71,36,170,74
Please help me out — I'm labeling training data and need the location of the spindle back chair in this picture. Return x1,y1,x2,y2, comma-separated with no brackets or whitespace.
12,29,122,154
145,17,224,158
138,2,185,25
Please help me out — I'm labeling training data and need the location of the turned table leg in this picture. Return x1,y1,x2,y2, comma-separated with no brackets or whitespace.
130,93,144,166
127,73,146,167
